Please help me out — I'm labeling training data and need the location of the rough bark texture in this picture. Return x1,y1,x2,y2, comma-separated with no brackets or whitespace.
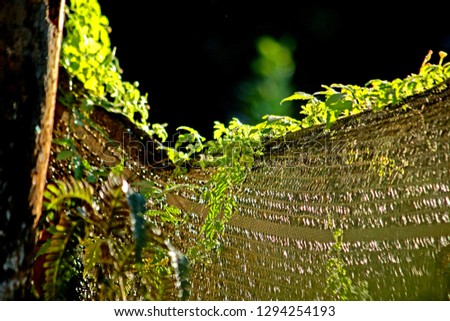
0,0,64,299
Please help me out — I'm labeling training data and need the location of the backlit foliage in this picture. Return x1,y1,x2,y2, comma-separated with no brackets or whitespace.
36,0,450,300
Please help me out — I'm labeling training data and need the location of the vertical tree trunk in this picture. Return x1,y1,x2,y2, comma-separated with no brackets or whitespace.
0,0,65,299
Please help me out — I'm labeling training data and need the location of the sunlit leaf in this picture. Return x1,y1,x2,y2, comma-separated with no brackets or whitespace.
83,239,104,276
280,91,314,105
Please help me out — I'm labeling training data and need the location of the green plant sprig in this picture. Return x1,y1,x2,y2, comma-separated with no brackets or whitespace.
281,50,450,129
61,0,168,141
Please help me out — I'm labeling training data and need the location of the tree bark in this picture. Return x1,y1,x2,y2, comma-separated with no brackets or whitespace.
0,0,65,299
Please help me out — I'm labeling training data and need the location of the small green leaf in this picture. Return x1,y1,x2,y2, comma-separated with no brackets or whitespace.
325,93,345,105
87,174,97,183
73,156,84,180
83,239,104,276
56,150,74,161
280,91,314,105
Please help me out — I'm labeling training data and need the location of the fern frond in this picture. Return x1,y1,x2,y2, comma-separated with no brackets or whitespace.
39,177,94,300
44,177,94,211
83,174,133,300
41,213,82,300
82,237,105,277
99,174,131,237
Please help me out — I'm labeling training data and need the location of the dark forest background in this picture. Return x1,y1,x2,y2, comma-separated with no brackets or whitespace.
99,1,450,139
